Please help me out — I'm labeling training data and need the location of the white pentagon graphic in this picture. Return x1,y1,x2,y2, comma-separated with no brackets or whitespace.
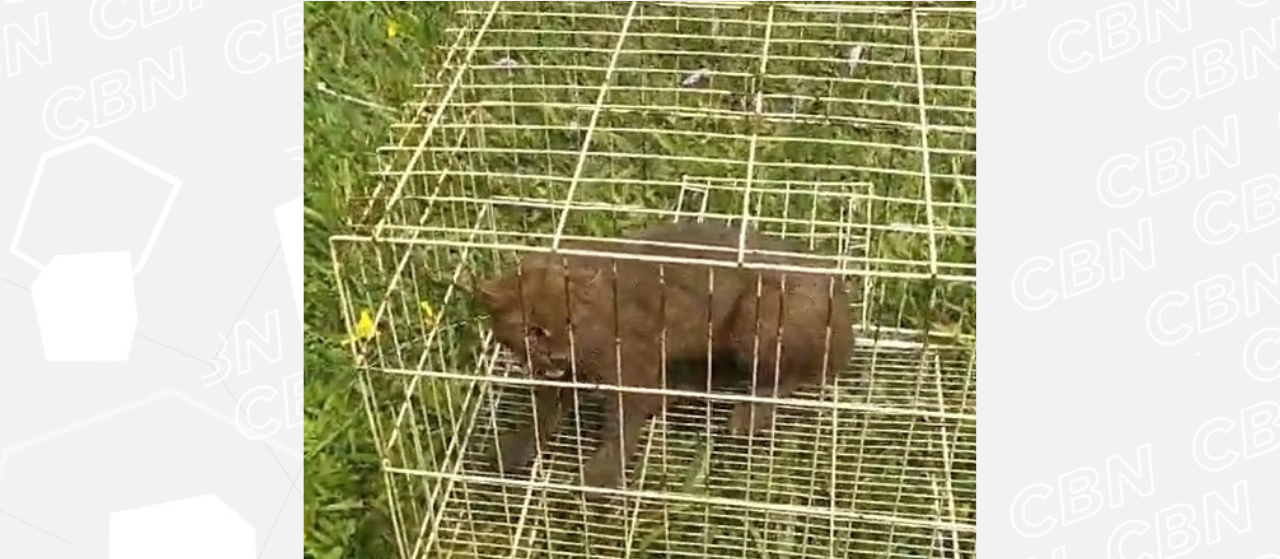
30,251,137,361
11,135,181,275
275,196,303,324
108,494,255,559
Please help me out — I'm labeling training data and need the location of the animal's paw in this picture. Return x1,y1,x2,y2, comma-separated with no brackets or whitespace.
488,431,539,476
728,402,776,436
579,457,627,509
581,455,625,490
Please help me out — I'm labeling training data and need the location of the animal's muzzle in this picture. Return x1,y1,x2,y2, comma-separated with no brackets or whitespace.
549,356,572,374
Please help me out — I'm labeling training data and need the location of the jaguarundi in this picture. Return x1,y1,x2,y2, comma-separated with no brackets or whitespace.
474,221,854,491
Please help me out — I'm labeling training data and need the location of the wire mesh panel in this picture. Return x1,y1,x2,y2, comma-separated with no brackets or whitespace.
330,2,976,558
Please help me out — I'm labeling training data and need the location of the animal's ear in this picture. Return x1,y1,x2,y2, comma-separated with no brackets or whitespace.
475,277,511,309
571,266,604,287
521,253,559,274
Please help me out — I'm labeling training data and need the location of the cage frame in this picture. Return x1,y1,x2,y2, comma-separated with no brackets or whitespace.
329,2,977,558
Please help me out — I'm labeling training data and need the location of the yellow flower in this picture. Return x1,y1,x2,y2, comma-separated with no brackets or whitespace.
347,309,376,345
420,301,437,325
386,20,400,39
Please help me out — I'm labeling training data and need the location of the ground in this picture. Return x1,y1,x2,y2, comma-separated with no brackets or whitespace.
304,2,976,558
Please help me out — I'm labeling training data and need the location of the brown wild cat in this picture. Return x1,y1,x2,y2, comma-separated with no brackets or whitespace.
475,221,853,490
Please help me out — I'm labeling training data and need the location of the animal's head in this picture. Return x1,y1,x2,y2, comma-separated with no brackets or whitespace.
474,254,602,380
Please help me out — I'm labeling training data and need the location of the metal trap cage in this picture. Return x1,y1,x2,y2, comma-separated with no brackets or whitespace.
330,1,976,558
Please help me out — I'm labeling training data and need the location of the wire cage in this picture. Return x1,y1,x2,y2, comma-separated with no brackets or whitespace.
330,1,976,558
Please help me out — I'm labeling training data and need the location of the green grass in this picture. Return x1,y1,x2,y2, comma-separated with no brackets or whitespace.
303,3,452,558
306,2,976,558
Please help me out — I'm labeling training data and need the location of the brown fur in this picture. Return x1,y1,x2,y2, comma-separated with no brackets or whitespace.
475,221,853,490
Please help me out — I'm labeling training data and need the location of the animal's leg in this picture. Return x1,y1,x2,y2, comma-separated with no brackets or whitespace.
581,389,663,490
727,354,809,436
490,384,572,475
725,288,816,436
